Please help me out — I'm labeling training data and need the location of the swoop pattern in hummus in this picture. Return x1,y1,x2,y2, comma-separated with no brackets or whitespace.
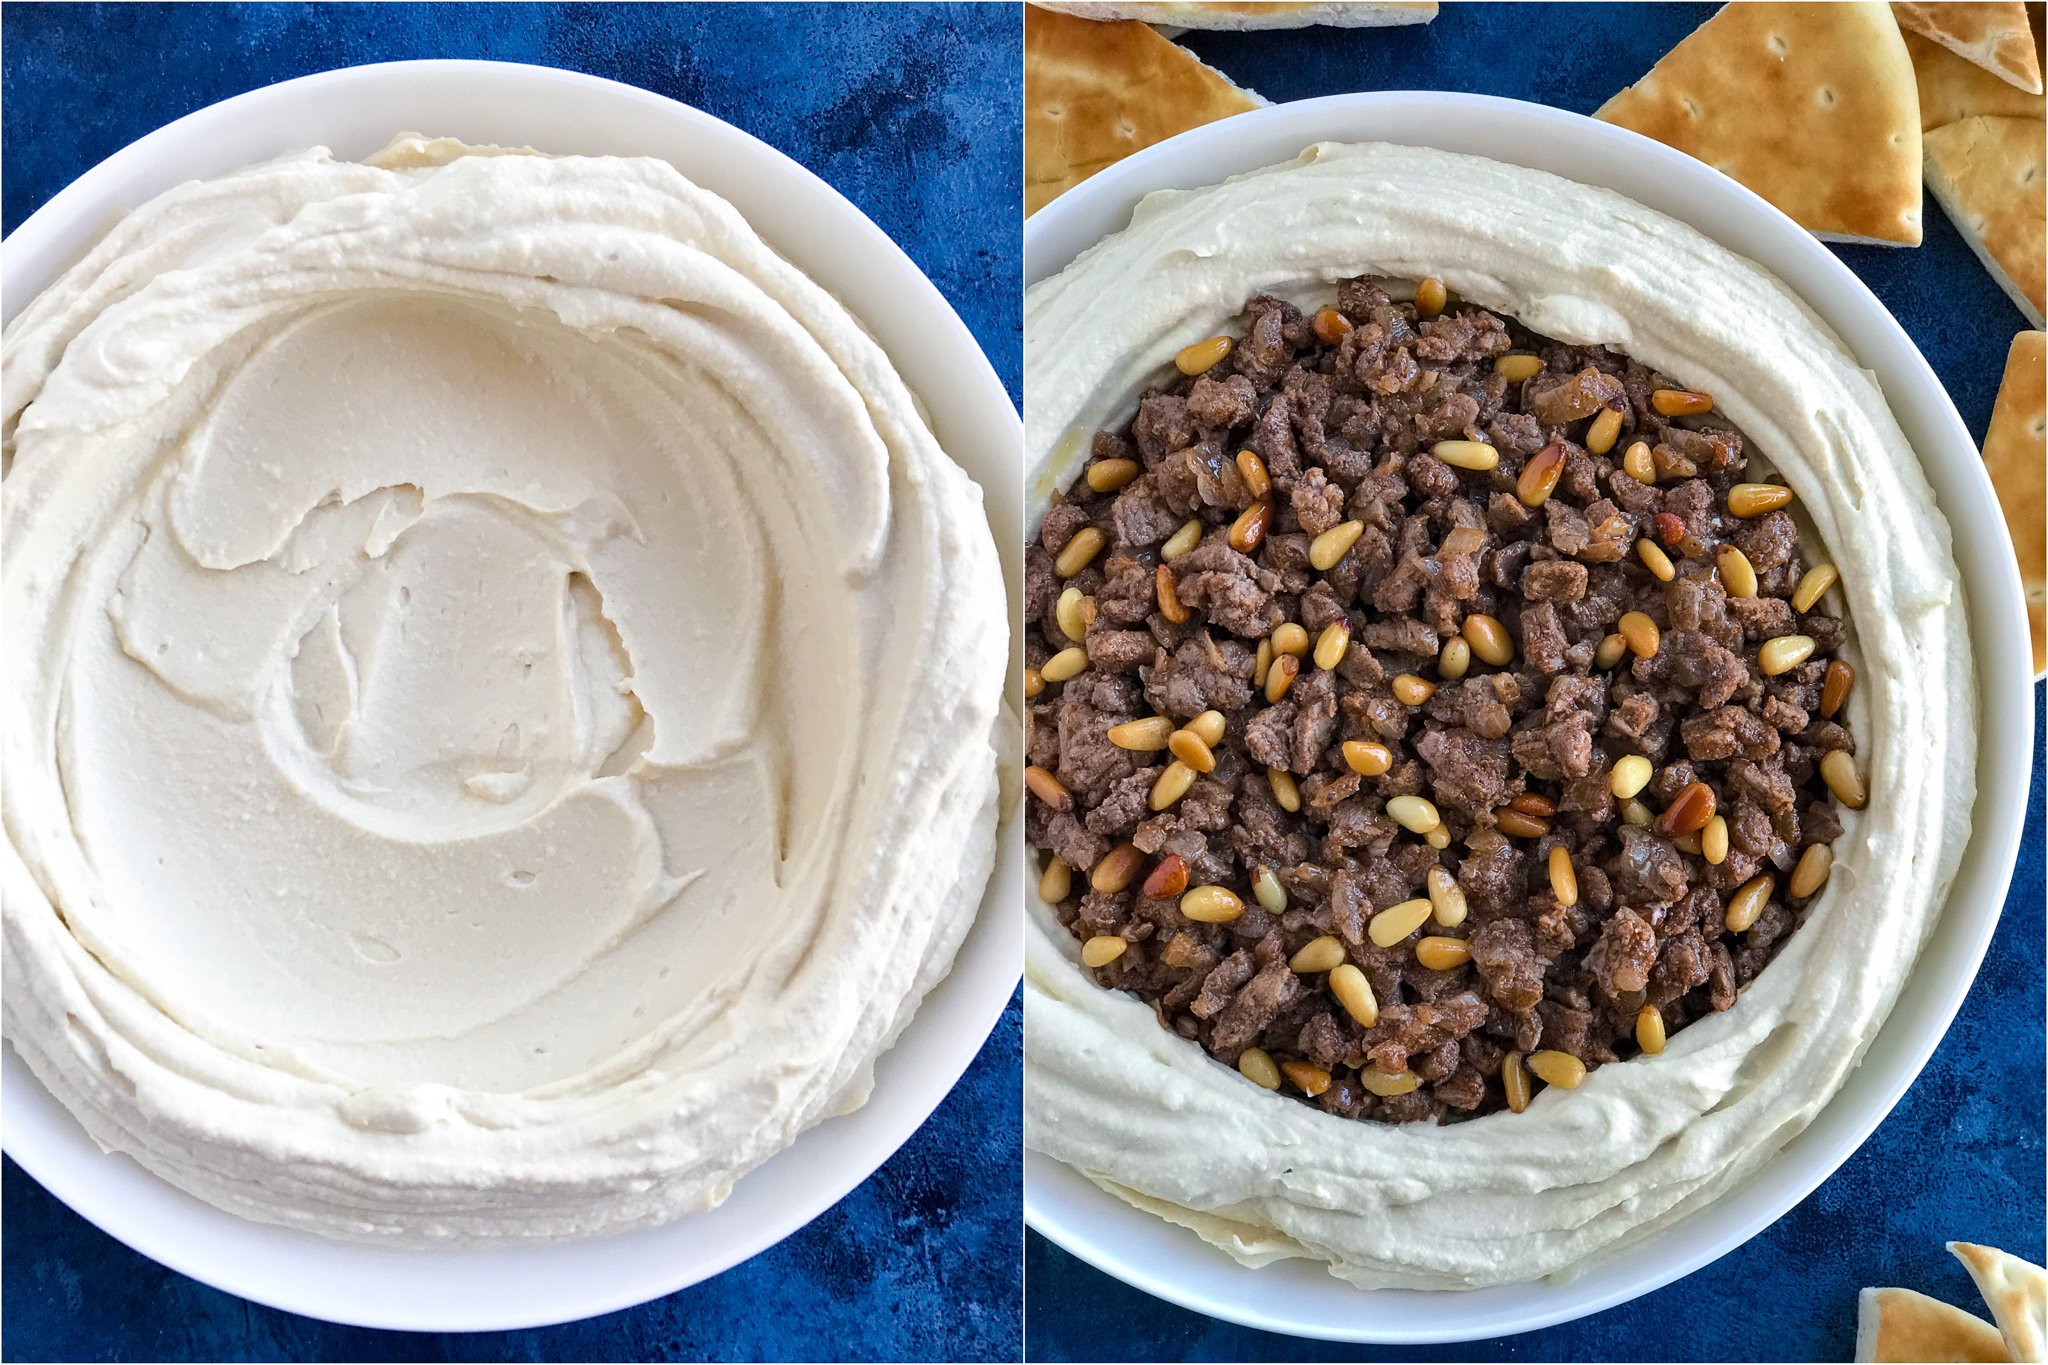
1023,143,1975,1289
2,137,1007,1243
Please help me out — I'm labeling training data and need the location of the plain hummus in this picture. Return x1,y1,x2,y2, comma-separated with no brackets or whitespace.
3,137,1007,1243
1023,143,1976,1289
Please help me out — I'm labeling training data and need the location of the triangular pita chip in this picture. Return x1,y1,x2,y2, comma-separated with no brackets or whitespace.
1032,1,1436,28
1856,1286,2014,1362
1951,1243,2048,1363
1025,5,1262,215
1983,330,2045,674
1595,3,1924,246
1896,2,2043,93
1908,30,2047,128
1923,116,2047,325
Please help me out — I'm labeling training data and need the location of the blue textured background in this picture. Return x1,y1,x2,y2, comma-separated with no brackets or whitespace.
1024,5,2047,1361
0,3,1021,1361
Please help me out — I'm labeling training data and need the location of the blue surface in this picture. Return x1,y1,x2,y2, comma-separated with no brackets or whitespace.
0,4,1021,1362
1025,5,2046,1361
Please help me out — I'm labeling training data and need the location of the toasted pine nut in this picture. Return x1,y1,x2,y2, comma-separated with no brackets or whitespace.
1758,634,1815,676
1548,845,1579,907
1427,864,1468,927
1271,623,1309,656
1254,638,1273,690
1239,1047,1283,1089
1618,610,1660,659
1086,458,1141,493
1595,633,1628,669
1821,750,1866,809
1309,519,1365,571
1503,1051,1532,1112
1433,439,1501,471
1414,276,1447,318
1622,798,1654,828
1359,1068,1420,1097
1168,729,1216,772
1150,760,1196,810
1820,659,1855,719
1463,613,1513,666
1728,483,1793,518
1054,527,1105,577
1369,897,1434,948
1622,440,1656,484
1025,765,1071,811
1175,334,1234,376
1154,565,1189,624
1141,853,1189,900
1229,498,1271,554
1610,755,1654,800
1281,1060,1331,1097
1586,405,1623,456
1328,962,1379,1026
1651,387,1713,416
1527,1050,1587,1089
1055,586,1088,643
1392,673,1436,706
1494,353,1544,381
1236,449,1271,500
1439,635,1472,680
1637,538,1676,582
1252,864,1288,913
1161,518,1203,560
1188,710,1226,747
1512,790,1557,816
1636,1005,1667,1055
1517,441,1566,507
1702,814,1730,865
1495,808,1550,838
1716,545,1759,598
1415,935,1472,970
1108,716,1173,750
1314,620,1351,671
1038,857,1072,903
1344,740,1394,776
1091,843,1144,893
1312,307,1353,344
1181,885,1244,923
1386,795,1442,834
1790,843,1834,898
1266,652,1301,702
1025,667,1044,699
1657,781,1716,838
1268,766,1301,812
1081,935,1127,968
1791,563,1839,613
1724,873,1774,932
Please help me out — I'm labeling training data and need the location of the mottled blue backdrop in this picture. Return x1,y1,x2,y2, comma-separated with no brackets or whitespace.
0,3,1021,1362
1025,4,2048,1362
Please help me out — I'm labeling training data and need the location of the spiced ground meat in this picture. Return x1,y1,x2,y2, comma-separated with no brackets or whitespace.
1025,278,1862,1124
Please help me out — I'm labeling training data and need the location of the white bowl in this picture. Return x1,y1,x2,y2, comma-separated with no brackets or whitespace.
1,59,1024,1333
1023,91,2033,1344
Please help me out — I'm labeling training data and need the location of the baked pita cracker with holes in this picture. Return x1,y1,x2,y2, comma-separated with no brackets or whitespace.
1908,29,2046,129
1025,5,1264,214
1595,2,1924,246
1951,1243,2048,1363
1983,330,2046,673
1031,1,1435,29
1922,115,2047,325
1855,1286,2014,1363
1896,2,2043,93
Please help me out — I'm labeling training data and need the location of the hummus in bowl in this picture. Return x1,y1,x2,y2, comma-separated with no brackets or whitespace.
1023,127,2003,1313
3,130,1008,1247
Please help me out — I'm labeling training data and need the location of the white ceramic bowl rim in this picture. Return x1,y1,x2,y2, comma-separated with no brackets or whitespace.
1022,90,2032,1344
2,58,1024,1334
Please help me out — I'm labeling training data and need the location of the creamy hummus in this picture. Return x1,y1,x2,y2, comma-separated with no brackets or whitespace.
1023,143,1976,1289
2,136,1007,1243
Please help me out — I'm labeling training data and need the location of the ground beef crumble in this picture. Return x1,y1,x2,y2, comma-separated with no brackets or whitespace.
1027,279,1860,1124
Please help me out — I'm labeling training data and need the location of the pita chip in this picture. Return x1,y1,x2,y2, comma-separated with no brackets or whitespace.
1025,5,1262,214
1952,1243,2048,1363
1923,115,2047,325
1032,1,1436,28
1983,330,2046,673
1596,3,1924,246
1855,1286,2014,1362
1908,29,2047,129
1896,2,2043,93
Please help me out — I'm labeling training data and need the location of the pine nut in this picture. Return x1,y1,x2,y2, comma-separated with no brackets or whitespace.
1271,623,1309,656
1229,498,1271,554
1618,610,1660,659
1359,1068,1420,1097
1495,808,1550,838
1252,864,1287,913
1386,795,1442,834
1238,1047,1282,1089
1651,387,1713,415
1820,659,1855,718
1081,935,1127,967
1425,824,1452,850
1149,760,1196,810
1254,638,1273,690
1175,334,1233,376
1155,564,1189,624
1266,653,1300,702
1414,276,1447,318
1463,613,1513,666
1025,765,1071,811
1728,483,1793,518
1369,897,1433,947
1790,843,1834,898
1181,885,1245,923
1054,526,1105,577
1517,441,1566,507
1343,740,1394,776
1427,865,1468,927
1716,545,1759,598
1757,634,1816,676
1792,563,1839,613
1724,873,1774,932
1086,458,1141,493
1586,405,1623,456
1091,843,1145,894
1821,750,1866,809
1025,667,1044,699
1392,673,1436,706
1610,755,1654,800
1188,710,1227,747
1267,766,1301,812
1415,935,1471,970
1055,586,1088,643
1439,635,1472,680
1622,440,1656,484
1548,845,1579,907
1108,716,1173,750
1309,520,1365,571
1312,307,1353,344
1236,449,1271,500
1527,1050,1587,1089
1595,633,1628,669
1168,729,1216,772
1494,353,1543,381
1657,781,1716,838
1674,831,1704,856
1314,620,1351,670
1038,857,1072,903
1141,854,1189,900
1637,538,1676,582
1503,1051,1532,1112
1328,962,1379,1026
1511,791,1557,817
1622,798,1654,827
1161,518,1203,560
1702,814,1729,865
1636,1004,1667,1055
1281,1060,1331,1097
1433,439,1501,471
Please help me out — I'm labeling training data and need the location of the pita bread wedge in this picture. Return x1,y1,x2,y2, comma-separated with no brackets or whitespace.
1595,3,1924,246
1897,2,2044,93
1855,1286,2014,1362
1031,1,1435,28
1983,330,2046,673
1025,6,1263,214
1908,30,2047,128
1923,116,2047,325
1952,1243,2048,1363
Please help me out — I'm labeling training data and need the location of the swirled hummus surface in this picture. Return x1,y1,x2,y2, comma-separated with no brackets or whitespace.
2,136,1007,1243
1023,143,1976,1289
